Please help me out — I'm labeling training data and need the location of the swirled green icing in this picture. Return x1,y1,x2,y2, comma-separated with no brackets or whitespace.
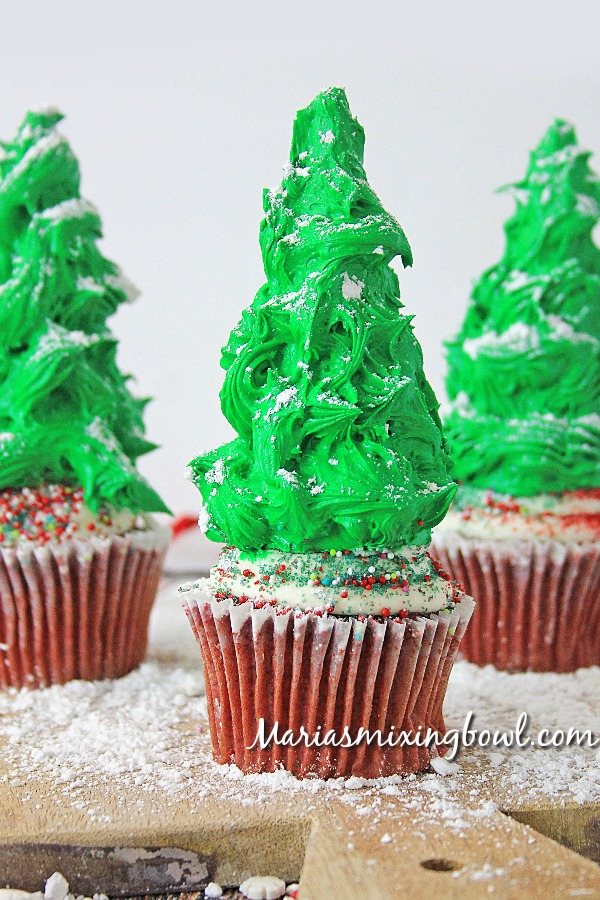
445,120,600,496
0,109,168,513
190,88,455,551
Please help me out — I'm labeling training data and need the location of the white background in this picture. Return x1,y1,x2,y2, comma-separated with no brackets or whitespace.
1,2,599,515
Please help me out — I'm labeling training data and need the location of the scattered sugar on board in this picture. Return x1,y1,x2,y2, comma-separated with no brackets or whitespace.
0,870,108,900
239,875,286,899
0,581,597,836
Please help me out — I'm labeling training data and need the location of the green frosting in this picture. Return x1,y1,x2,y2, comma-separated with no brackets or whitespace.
190,88,455,551
445,120,600,496
0,110,168,513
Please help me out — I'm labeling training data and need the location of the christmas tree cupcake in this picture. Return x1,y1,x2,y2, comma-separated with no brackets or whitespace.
432,120,600,672
0,110,170,689
181,88,474,778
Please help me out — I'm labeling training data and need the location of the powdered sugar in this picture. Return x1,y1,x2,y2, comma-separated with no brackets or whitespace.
341,272,364,300
0,871,107,900
0,581,597,829
462,316,599,360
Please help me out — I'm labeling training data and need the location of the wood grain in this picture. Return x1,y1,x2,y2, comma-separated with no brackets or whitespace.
0,711,598,898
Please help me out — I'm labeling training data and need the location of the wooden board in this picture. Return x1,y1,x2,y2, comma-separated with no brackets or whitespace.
0,581,598,899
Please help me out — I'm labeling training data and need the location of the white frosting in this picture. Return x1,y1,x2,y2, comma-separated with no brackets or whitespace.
434,492,600,545
208,545,458,616
1,517,171,558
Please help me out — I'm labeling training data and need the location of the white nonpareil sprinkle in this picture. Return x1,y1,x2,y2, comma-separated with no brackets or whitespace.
204,883,223,899
239,876,286,900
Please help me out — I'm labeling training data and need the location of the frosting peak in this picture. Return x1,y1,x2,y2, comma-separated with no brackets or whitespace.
189,88,455,551
0,110,168,513
445,119,600,496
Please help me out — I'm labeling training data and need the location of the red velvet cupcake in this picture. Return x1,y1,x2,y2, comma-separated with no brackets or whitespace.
181,88,474,778
0,110,169,688
433,120,600,672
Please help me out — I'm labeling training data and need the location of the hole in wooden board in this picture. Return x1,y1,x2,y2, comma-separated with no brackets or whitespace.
503,806,600,865
420,857,463,872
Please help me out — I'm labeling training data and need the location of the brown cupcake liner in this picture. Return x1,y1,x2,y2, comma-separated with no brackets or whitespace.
181,586,475,779
431,534,600,672
0,526,169,690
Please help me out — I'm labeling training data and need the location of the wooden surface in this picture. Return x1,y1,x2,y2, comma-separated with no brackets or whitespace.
0,580,598,899
1,712,598,897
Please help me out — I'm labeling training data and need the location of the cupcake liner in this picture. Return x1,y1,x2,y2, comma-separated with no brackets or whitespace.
182,585,474,778
431,534,600,672
0,526,169,689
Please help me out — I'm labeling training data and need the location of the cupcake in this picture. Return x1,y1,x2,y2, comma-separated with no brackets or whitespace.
181,88,474,778
0,110,170,689
432,120,600,673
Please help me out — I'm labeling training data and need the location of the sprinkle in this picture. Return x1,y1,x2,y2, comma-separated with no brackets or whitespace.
381,607,390,617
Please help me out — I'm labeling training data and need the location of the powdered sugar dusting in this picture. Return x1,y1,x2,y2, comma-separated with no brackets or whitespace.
341,272,364,300
0,580,597,834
